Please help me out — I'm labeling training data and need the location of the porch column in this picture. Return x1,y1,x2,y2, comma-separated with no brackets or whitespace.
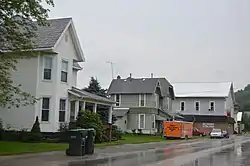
75,100,79,119
93,103,97,113
81,101,86,111
108,106,113,124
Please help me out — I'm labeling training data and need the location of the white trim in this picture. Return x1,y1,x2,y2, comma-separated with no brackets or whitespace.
41,96,52,122
209,101,215,111
138,114,146,129
42,55,53,81
139,94,146,107
59,98,67,122
194,101,200,111
180,101,185,111
61,59,69,83
114,94,121,107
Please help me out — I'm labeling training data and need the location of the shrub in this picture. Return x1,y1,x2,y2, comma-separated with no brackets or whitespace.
2,130,19,141
132,129,136,134
138,129,143,135
31,116,41,133
0,119,3,140
58,123,69,143
29,116,42,142
112,125,123,140
76,110,104,143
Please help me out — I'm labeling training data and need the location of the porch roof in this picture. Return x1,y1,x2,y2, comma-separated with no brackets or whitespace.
68,87,116,104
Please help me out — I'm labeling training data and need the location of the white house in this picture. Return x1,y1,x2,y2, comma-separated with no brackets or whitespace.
0,18,115,132
171,82,237,134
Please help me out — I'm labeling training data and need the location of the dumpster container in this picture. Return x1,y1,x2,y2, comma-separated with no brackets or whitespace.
66,129,88,156
85,128,95,154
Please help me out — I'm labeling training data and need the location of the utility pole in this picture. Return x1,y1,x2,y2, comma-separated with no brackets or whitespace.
106,61,115,79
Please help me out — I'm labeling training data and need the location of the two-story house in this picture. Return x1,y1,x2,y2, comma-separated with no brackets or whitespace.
0,18,115,132
172,82,236,134
107,75,175,134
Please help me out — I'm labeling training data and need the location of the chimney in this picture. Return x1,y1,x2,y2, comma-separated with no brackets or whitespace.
151,73,153,78
129,73,132,78
117,75,121,79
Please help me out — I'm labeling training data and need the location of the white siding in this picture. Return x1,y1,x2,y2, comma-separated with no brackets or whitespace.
72,69,77,87
0,26,82,132
0,57,38,130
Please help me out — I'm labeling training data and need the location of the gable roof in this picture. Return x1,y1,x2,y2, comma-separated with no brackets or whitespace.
1,17,85,62
172,82,233,98
35,18,71,49
108,77,174,97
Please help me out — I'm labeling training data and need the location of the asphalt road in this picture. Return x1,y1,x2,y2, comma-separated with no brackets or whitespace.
67,135,250,166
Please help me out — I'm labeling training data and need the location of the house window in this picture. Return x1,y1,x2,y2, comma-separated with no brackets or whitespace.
42,97,50,122
61,60,68,82
152,114,155,129
139,94,146,107
209,101,215,111
195,101,200,111
180,101,185,111
115,94,121,107
139,114,145,129
59,99,66,122
166,97,170,110
43,57,52,80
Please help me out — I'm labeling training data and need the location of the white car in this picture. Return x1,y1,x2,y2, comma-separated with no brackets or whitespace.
210,128,223,139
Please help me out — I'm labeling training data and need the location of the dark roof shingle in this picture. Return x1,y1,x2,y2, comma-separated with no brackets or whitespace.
108,77,174,97
35,18,71,49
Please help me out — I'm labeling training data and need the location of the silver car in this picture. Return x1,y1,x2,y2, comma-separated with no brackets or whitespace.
210,128,223,139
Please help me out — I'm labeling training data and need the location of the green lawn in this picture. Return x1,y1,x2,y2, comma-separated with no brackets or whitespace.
0,134,205,155
0,141,68,156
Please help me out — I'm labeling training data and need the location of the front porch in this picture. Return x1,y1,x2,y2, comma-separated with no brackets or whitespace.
68,87,116,124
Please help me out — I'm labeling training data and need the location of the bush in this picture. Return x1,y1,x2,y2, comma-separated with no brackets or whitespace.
132,129,136,134
112,125,123,140
138,129,143,135
2,130,20,141
76,110,104,143
29,116,42,142
58,123,69,143
0,119,3,140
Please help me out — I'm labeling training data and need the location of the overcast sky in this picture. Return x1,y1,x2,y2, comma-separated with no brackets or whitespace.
49,0,250,90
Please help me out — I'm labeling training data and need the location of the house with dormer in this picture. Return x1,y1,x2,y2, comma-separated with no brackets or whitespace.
108,75,175,134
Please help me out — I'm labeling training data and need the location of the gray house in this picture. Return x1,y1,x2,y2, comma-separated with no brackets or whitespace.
171,82,236,134
108,75,175,134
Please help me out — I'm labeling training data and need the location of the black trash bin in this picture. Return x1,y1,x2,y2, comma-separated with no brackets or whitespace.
85,128,95,154
66,129,88,156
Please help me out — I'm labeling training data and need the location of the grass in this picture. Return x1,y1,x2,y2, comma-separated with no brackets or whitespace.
0,134,205,155
0,141,68,156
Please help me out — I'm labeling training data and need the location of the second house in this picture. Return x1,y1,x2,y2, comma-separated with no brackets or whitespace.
107,75,175,134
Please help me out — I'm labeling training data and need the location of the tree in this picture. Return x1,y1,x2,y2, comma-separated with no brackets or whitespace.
235,84,250,112
76,110,104,143
0,0,54,108
84,77,107,97
84,77,116,124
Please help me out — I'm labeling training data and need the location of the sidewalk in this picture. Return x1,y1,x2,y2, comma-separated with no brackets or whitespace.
0,138,207,166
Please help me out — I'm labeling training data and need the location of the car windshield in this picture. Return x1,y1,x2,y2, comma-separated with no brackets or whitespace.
212,129,221,132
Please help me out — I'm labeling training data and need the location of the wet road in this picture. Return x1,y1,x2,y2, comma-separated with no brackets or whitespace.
66,136,250,166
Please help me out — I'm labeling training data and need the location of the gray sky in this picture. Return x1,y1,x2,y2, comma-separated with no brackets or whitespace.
49,0,250,90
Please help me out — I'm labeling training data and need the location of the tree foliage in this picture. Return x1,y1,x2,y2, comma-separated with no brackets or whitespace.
76,110,104,143
84,77,116,124
0,0,54,108
84,77,107,97
235,84,250,112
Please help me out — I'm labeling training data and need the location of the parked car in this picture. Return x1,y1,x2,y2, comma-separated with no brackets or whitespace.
210,128,223,139
222,130,229,138
193,128,205,136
